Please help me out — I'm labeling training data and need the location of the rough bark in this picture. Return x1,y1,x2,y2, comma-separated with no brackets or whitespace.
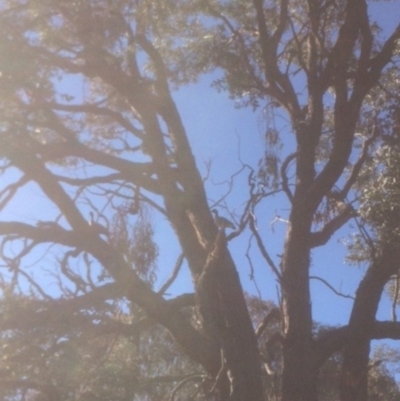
274,2,400,399
196,231,264,400
280,205,316,401
0,3,267,399
1,2,400,400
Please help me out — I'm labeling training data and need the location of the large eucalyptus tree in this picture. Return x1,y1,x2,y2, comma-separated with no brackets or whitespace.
0,1,400,400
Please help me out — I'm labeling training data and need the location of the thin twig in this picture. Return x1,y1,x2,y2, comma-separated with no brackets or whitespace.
245,235,263,299
280,152,297,203
168,374,205,401
206,348,227,396
249,211,282,280
310,276,355,300
392,274,399,322
158,253,184,295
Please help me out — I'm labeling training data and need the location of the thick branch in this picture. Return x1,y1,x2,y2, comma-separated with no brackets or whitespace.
340,129,377,199
35,101,144,138
313,321,400,369
158,253,185,295
252,0,300,114
321,0,363,89
0,221,79,249
280,152,297,203
309,205,355,247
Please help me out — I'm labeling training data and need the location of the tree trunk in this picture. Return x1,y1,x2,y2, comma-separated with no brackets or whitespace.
340,247,400,401
196,232,264,401
281,208,317,401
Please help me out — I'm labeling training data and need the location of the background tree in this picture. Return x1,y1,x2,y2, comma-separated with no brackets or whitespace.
0,290,208,401
1,291,399,401
0,1,400,401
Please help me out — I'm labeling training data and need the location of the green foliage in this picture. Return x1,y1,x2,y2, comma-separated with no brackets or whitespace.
359,145,400,246
0,291,204,401
110,206,159,286
0,0,400,400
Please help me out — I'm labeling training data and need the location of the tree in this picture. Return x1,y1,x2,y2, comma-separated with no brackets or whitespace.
2,290,399,401
340,142,400,401
0,1,400,400
0,290,207,401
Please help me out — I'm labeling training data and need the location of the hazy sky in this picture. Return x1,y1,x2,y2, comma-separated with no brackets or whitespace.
1,0,399,332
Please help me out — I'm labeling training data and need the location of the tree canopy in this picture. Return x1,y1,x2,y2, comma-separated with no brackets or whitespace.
0,1,400,400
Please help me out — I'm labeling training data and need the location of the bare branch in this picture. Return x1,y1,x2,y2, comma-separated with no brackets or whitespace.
280,152,297,203
248,211,282,280
35,101,145,138
0,221,80,249
313,321,400,369
310,276,355,300
0,176,29,212
158,253,185,295
245,237,263,299
392,274,399,322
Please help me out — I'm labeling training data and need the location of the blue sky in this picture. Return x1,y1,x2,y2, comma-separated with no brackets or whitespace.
160,1,400,330
1,0,399,337
167,78,355,327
